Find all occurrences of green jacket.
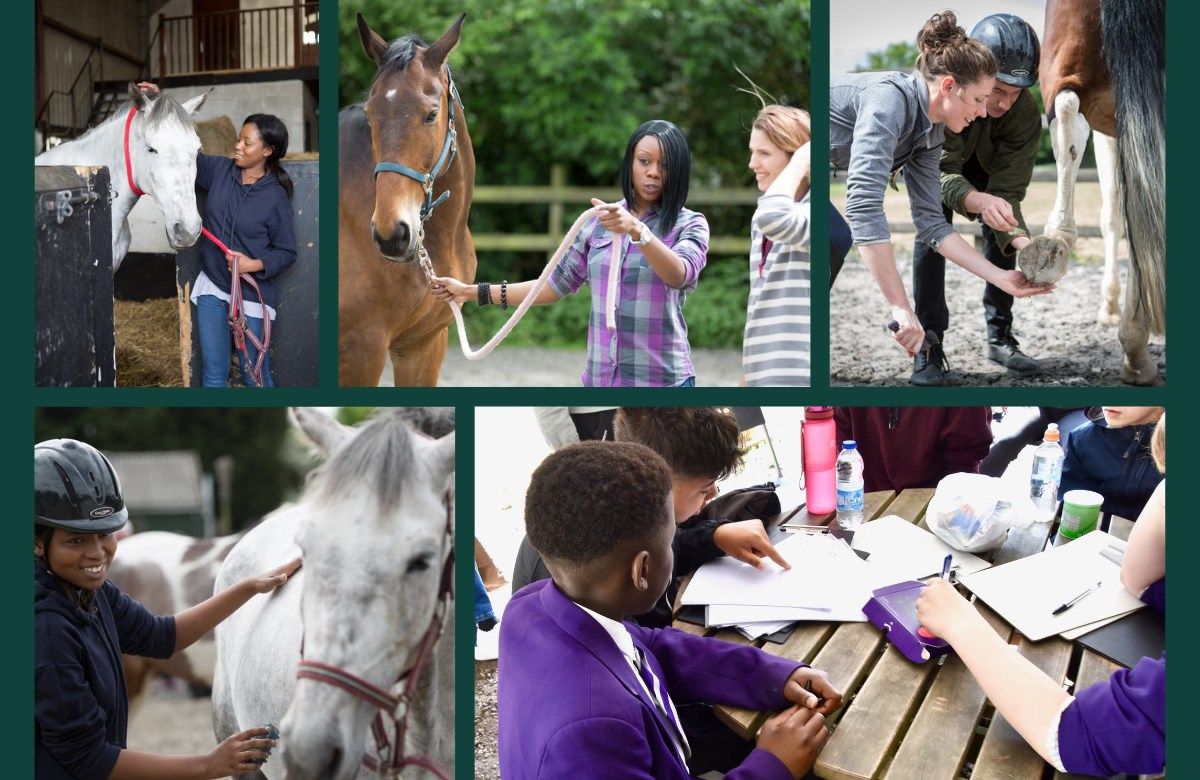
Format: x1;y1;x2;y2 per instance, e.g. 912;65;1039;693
940;88;1041;254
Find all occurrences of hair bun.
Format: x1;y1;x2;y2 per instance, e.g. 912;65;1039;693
918;10;965;54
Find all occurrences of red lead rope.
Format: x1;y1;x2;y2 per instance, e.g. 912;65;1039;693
200;227;272;387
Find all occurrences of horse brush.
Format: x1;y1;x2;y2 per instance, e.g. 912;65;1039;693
886;320;940;355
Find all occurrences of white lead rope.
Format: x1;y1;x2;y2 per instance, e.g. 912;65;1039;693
421;206;624;360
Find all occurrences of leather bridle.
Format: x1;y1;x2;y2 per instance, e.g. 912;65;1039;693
295;494;454;778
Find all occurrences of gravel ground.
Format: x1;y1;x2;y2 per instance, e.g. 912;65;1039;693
380;346;743;387
128;684;225;772
830;248;1165;386
475;659;500;780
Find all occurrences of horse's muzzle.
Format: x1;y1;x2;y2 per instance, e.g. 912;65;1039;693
372;220;417;263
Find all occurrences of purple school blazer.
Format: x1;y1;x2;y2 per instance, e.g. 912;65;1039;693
498;579;803;779
1058;578;1166;775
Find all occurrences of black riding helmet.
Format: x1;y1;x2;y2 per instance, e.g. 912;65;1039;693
35;439;128;533
971;13;1040;89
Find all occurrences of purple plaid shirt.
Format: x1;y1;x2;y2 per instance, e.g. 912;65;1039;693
549;202;710;387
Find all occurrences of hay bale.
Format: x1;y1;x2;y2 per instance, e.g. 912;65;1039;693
115;298;184;387
197;116;237;157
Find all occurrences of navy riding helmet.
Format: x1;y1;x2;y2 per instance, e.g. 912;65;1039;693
971;13;1041;89
35;439;128;533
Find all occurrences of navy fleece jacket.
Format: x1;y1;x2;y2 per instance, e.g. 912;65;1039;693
1059;419;1162;520
195;153;297;308
35;565;175;780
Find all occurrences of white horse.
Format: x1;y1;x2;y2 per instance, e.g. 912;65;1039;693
35;83;210;272
213;408;455;780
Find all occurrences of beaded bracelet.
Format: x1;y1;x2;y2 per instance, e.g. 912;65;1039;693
501;280;508;310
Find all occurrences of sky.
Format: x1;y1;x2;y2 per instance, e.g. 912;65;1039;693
830;0;1048;73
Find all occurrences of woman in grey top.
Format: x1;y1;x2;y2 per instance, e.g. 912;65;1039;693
830;10;1054;356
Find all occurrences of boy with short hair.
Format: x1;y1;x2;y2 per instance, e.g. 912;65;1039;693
511;407;788;622
498;441;840;779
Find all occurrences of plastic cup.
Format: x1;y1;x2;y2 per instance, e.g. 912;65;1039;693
1059;490;1103;540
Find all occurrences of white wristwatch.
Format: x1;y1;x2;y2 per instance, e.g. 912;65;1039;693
635;222;653;246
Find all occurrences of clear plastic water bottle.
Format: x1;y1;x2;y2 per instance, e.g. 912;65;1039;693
1030;423;1065;521
836;441;865;529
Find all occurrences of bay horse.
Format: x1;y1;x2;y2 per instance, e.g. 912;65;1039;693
339;14;477;387
35;83;210;272
1040;0;1165;384
212;408;455;780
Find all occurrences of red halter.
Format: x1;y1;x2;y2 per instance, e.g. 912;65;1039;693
295;496;454;778
123;107;146;197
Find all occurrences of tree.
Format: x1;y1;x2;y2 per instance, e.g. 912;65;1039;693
859;41;918;72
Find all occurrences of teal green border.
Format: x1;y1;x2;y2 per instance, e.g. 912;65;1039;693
11;0;1193;776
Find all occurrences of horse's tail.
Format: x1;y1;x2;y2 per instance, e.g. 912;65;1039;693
1101;0;1166;334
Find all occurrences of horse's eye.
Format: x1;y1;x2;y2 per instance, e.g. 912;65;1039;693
406;554;432;574
423;110;439;125
147;146;158;154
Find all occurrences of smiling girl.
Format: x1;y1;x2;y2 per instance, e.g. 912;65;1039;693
34;439;301;778
829;10;1054;357
433;120;710;387
744;105;812;386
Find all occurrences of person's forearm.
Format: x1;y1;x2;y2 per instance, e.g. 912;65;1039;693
1121;496;1165;596
936;233;1007;285
765;157;809;201
173;580;256;652
947;618;1071;764
638;237;688;288
111;749;212;780
479;279;561;306
858;242;914;311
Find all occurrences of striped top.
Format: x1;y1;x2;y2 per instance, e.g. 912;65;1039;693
549;202;710;387
743;191;811;386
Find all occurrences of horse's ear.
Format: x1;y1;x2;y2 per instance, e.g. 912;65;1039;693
422;13;466;70
357;13;390;65
429;433;455;481
128;81;151;112
180;88;213;116
290;408;354;457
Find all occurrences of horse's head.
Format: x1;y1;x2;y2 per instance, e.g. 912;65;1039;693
358;13;465;262
126;83;210;249
281;408;455;780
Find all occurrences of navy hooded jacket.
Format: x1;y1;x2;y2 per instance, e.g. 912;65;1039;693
1059;419;1162;521
195;153;297;309
35;564;175;780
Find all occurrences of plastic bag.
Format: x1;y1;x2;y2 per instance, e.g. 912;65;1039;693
926;473;1037;553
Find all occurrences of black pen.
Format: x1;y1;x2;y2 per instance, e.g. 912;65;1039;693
1052;580;1102;616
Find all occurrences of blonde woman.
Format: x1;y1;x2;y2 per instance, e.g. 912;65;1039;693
744;106;812;386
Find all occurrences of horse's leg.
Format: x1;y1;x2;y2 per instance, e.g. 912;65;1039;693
1092;131;1123;325
338;323;391;387
1119;295;1157;385
1044;90;1091;249
390;328;448;387
112;218;132;273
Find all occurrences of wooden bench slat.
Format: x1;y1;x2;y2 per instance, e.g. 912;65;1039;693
884;605;1012;780
816;644;936;780
881;487;935;528
971;636;1073;780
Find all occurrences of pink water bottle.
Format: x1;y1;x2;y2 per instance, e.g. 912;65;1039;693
803;406;838;515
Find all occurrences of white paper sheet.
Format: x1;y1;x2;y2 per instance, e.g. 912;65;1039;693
681;532;879;610
707;602;867;626
850;515;993;582
959;530;1146;641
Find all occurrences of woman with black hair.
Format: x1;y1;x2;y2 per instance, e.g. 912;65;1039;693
34;439;301;778
432;120;710;387
135;83;297;387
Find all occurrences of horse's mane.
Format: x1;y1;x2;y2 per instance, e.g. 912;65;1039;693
73;95;197;144
372;34;430;85
306;408;453;511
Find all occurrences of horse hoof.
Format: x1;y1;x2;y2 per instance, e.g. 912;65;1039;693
1096;307;1121;326
1121;359;1160;386
1019;236;1071;284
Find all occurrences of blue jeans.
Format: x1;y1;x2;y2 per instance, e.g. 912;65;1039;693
195;294;274;387
473;565;496;625
678;376;696;387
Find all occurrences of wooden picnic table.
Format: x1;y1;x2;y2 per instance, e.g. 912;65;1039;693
673;488;1148;780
